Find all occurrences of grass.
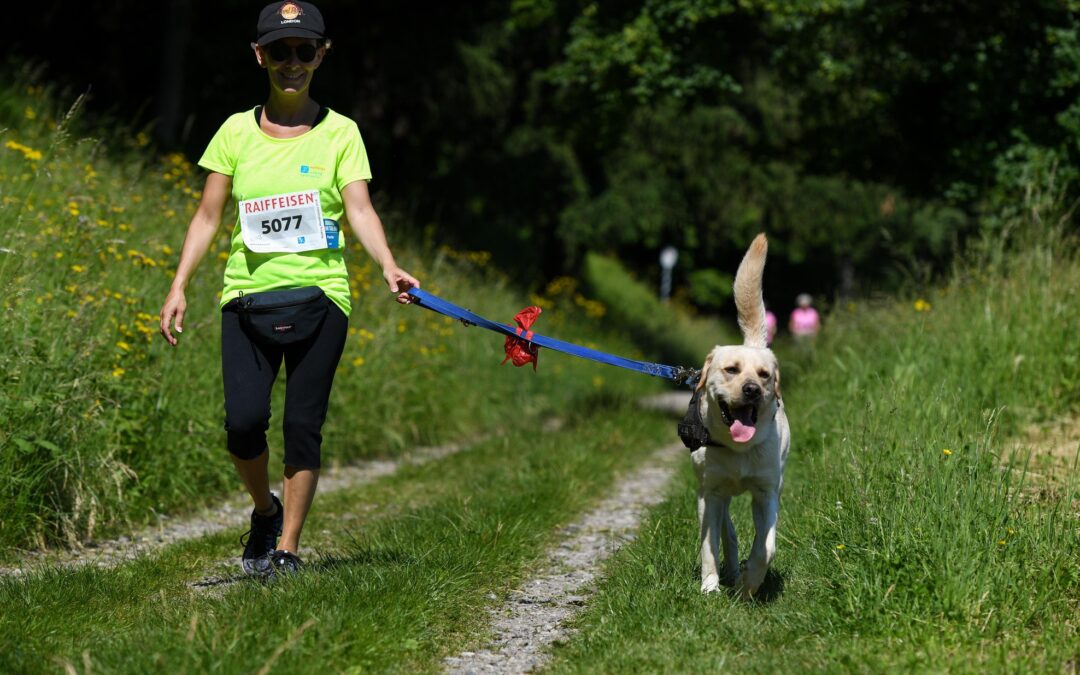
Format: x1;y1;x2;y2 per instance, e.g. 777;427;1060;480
0;407;676;673
0;74;714;551
3;65;1078;674
545;203;1080;671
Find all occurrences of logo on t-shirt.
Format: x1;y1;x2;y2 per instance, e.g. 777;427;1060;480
299;164;326;177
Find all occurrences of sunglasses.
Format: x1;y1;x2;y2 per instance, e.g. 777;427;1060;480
265;42;319;64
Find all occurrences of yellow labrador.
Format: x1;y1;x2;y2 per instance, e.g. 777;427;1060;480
690;233;790;597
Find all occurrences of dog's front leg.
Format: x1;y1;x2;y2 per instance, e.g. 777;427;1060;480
698;490;724;593
739;489;779;598
719;497;739;585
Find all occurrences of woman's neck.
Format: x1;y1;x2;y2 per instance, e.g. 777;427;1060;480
260;93;320;137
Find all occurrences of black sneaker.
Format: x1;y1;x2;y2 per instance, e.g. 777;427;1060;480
268;549;303;575
240;494;283;576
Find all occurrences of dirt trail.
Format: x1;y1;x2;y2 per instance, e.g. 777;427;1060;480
443;443;684;674
1;442;468;576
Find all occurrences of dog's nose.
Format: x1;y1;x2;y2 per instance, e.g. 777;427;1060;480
742;382;761;400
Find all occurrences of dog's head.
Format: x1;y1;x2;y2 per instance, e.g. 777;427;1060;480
697;345;781;448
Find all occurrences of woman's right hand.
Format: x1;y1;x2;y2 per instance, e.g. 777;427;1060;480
157;172;232;348
159;287;187;346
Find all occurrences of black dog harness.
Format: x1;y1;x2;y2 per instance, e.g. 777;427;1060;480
677;388;726;450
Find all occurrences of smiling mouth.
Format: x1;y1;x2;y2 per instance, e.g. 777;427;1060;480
719;401;758;442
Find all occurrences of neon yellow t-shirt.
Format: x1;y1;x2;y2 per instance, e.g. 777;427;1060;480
198;107;372;316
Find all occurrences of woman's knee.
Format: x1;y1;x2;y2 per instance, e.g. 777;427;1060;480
225;410;271;460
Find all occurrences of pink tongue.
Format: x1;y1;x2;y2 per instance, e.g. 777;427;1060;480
729;420;756;443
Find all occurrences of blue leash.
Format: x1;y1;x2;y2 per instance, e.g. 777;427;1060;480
407;288;700;388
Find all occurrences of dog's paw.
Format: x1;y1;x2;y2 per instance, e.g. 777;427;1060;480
734;568;765;600
700;574;721;594
732;575;756;600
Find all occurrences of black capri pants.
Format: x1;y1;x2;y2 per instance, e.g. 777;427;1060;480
221;298;348;469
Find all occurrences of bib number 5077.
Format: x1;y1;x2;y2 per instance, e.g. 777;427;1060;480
261;214;303;234
238;190;327;253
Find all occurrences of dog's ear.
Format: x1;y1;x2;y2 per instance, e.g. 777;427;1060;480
773;366;782;402
696;352;713;392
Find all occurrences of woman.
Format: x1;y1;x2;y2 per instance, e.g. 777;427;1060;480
158;1;418;577
788;293;821;339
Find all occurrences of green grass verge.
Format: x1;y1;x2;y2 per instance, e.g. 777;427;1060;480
545;221;1080;671
0;406;676;673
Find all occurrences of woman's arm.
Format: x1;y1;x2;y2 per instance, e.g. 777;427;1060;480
158;172;232;345
341;180;419;304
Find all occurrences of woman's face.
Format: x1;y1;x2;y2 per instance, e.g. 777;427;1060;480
255;37;325;95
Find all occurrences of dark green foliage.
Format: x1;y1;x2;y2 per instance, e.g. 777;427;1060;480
8;1;1080;307
582;253;731;367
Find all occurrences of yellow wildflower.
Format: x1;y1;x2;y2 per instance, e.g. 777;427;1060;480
112;366;126;378
4;140;43;161
70;265;86;273
351;356;365;367
836;544;846;550
914;299;931;312
942;448;952;456
116;341;131;351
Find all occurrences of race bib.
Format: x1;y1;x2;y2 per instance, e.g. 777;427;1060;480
239;190;328;253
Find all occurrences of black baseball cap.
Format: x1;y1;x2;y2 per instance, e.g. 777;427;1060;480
256;2;326;46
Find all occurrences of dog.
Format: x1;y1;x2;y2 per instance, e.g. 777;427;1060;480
690;233;790;598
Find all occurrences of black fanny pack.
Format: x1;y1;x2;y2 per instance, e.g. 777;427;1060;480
233;286;329;346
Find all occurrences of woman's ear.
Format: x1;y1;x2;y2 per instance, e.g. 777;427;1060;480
251;42;266;68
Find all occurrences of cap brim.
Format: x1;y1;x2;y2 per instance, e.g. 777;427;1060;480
257;27;323;45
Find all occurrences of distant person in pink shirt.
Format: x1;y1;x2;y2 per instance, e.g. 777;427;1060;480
789;293;821;338
765;307;777;346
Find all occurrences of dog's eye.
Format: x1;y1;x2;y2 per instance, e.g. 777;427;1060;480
758;370;770;379
724;366;740;375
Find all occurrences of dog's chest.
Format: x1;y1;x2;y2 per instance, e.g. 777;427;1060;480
692;446;778;497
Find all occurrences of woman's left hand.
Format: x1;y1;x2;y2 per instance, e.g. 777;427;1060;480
384;267;420;304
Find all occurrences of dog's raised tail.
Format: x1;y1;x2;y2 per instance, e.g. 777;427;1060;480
734;233;769;348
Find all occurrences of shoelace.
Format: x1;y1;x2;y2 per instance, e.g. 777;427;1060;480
240;508;281;548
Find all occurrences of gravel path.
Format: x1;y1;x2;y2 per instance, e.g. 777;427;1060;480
443;442;684;674
1;441;470;576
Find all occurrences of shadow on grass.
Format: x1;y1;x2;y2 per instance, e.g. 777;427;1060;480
311;548;420;571
750;567;786;604
693;565;787;604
